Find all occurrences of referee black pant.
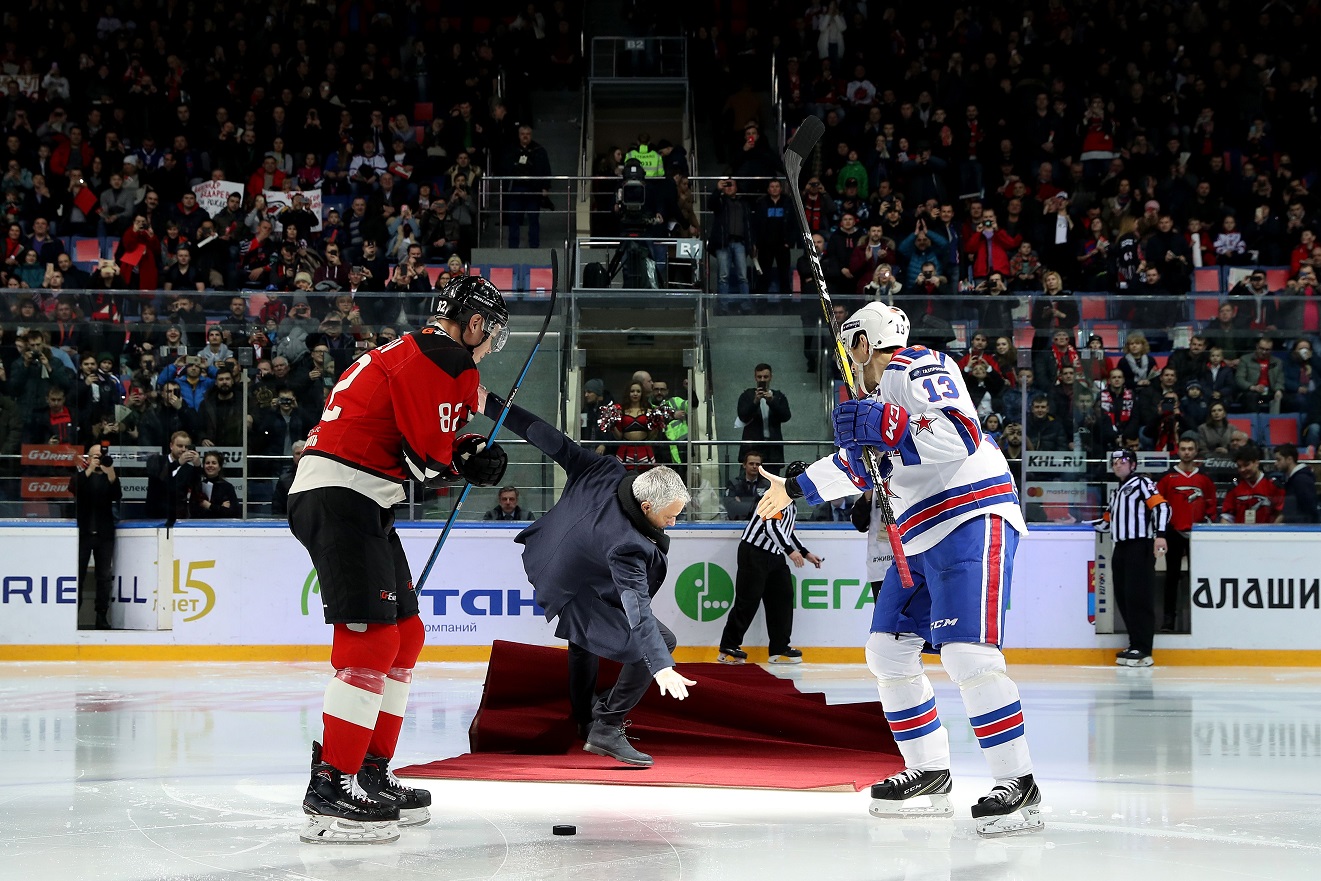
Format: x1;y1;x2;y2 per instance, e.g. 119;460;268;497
1112;538;1156;655
720;542;795;655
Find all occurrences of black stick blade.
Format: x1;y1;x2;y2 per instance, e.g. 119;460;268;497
785;115;825;159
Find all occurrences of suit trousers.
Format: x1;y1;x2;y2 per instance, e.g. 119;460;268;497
77;531;116;614
719;542;795;655
568;619;678;728
1112;538;1156;655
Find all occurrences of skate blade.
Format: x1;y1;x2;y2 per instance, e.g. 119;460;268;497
717;654;745;665
975;806;1044;838
769;655;803;665
870;794;953;818
400;807;431;827
300;815;400;844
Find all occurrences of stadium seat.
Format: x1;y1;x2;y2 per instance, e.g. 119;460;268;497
527;266;554;297
1228;416;1254;438
1013;325;1034;350
426;266;445;287
1080;296;1108;321
1192;267;1223;291
1268;416;1301;447
1088;322;1123;348
1264;268;1290;290
480;265;509;289
1192;295;1221;322
413;102;433;123
792;270;802;292
73;237;102;263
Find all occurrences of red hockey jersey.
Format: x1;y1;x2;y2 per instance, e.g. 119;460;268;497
292;327;478;506
1156;466;1219;531
1220;475;1285;525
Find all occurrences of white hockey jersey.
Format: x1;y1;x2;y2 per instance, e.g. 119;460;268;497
798;345;1027;557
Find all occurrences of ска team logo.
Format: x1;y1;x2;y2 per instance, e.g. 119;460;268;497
674;562;735;622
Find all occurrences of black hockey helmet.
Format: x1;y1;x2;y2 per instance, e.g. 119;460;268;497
433;275;510;352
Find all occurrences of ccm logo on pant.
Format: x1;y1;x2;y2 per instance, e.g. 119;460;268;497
931;618;959;629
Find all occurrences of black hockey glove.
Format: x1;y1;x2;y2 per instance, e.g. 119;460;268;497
452;433;508;486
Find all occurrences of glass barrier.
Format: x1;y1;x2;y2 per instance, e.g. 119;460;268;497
588;36;687;79
3;287;1319;527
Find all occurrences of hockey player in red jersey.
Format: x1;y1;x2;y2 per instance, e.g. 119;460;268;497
1155;438;1218;630
287;276;511;844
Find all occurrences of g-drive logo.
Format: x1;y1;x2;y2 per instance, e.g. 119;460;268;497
674;563;735;622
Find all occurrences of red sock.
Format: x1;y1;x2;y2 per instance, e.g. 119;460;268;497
367;615;425;760
322;668;386;773
322;623;400;773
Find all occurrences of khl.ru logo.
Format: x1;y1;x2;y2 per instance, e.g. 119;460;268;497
673;562;734;622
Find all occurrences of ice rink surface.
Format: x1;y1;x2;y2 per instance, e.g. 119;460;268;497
2;661;1319;881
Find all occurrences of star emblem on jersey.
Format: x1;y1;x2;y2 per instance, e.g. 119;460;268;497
913;414;936;434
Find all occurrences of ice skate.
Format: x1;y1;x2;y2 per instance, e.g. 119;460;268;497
583;719;653;766
301;743;400;844
971;774;1044;837
868;768;953;818
1115;649;1154;667
769;648;803;665
358;754;432;827
717;647;748;665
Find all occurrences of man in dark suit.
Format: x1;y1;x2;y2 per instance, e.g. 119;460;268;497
72;443;122;629
736;363;792;473
479;388;696;767
144;430;201;522
482;485;536;521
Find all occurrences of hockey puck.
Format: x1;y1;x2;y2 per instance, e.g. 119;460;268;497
552;825;577;836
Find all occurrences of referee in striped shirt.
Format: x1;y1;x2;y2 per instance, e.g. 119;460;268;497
719;461;823;665
1101;449;1171;667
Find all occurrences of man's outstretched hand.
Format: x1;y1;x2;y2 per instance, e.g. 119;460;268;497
754;467;791;519
654;667;696;700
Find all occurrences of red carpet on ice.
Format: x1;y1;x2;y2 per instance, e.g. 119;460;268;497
398;640;904;791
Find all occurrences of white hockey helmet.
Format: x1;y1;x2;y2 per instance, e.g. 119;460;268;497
840;303;910;354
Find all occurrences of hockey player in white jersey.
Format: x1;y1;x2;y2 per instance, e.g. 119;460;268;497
755;303;1042;837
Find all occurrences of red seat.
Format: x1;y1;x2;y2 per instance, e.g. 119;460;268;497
477;266;514;290
413;102;433;123
1192;295;1221;322
1089;322;1122;348
527;267;553;297
1193;267;1222;292
1269;416;1300;446
1013;325;1034;350
1080;296;1108;321
426;266;445;287
73;237;101;262
1228;417;1254;438
792;270;802;293
1264;268;1289;290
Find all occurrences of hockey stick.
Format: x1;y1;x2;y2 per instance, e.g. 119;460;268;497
416;249;559;590
783;116;914;588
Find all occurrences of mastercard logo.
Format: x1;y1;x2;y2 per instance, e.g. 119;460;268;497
1027;486;1044;498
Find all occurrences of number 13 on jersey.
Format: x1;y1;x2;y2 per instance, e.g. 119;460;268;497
921;375;960;402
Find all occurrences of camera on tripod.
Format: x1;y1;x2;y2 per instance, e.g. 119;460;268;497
617;157;651;234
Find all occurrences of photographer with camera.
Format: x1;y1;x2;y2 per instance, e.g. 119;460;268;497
447;174;478;261
10;329;75;423
736;363;792;475
709;176;753;311
968;209;1021;282
975;270;1021;339
72;442;121;629
145;430;201;522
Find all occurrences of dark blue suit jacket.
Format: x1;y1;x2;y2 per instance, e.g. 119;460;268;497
489;397;675;674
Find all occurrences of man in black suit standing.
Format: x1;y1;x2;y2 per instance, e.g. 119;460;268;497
144;430;201;524
736;363;792;474
477;387;696;767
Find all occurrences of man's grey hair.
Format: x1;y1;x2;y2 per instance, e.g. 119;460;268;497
631;467;691;509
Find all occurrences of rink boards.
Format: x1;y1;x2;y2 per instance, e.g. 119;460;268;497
1;522;1319;663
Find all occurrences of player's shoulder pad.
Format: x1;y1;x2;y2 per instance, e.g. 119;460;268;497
892;346;949;378
411;326;476;379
